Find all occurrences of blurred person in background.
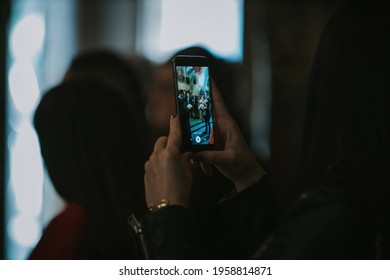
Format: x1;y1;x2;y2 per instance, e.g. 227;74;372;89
30;79;148;259
63;49;153;152
64;50;150;121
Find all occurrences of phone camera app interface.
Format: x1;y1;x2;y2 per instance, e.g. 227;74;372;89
176;66;214;145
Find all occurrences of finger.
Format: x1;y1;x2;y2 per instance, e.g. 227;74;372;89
167;114;182;149
144;160;150;172
210;79;231;119
193;150;228;166
181;151;193;162
153;136;168;153
180;151;192;169
144;172;154;207
200;162;214;177
190;159;200;173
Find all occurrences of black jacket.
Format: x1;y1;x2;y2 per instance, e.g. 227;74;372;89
137;175;376;259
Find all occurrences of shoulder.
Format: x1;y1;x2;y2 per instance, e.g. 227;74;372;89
29;203;87;259
49;203;87;228
257;185;376;259
291;185;350;218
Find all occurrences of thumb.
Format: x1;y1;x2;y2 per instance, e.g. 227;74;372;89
167;114;181;149
181;151;193;164
200;162;214;177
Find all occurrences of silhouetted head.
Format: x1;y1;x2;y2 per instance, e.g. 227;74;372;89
64;49;146;116
302;1;390;185
34;79;148;258
301;1;390;246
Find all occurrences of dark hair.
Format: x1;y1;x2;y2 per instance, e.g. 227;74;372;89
65;49;146;115
34;79;148;259
301;0;390;247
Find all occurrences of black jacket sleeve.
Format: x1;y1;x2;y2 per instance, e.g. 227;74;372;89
141;205;199;259
140;178;373;259
217;175;277;258
254;186;375;259
140;176;275;259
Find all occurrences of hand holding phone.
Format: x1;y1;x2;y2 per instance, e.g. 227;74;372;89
193;82;265;192
144;115;194;209
172;55;215;152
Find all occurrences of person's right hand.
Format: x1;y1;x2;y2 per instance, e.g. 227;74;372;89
193;82;265;192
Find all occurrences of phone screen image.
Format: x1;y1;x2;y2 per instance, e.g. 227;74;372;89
175;65;214;147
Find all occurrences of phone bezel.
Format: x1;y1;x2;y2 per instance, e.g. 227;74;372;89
172;55;216;152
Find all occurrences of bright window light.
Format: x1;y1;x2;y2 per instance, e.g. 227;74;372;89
9;121;43;217
8;61;40;115
8;215;41;248
6;9;45;259
139;0;243;62
10;13;45;60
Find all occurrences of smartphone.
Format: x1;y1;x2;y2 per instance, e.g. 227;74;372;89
172;55;215;151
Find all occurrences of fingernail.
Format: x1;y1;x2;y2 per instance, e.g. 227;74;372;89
170;114;177;119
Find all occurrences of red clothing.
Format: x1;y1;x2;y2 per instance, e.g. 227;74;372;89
29;203;87;260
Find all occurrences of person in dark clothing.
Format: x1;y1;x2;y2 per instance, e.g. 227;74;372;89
177;90;190;120
139;1;389;259
202;94;212;139
190;94;198;119
64;49;154;154
30;79;148;259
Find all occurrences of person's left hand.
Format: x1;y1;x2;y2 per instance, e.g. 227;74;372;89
144;115;193;209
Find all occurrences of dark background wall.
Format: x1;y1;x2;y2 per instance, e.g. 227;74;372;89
76;0;138;53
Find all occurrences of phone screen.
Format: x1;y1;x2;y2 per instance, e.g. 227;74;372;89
174;59;215;150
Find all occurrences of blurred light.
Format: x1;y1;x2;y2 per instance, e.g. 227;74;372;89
160;0;242;59
140;0;243;62
10;13;45;60
9;121;43;217
8;61;40;115
8;215;41;248
6;11;46;259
